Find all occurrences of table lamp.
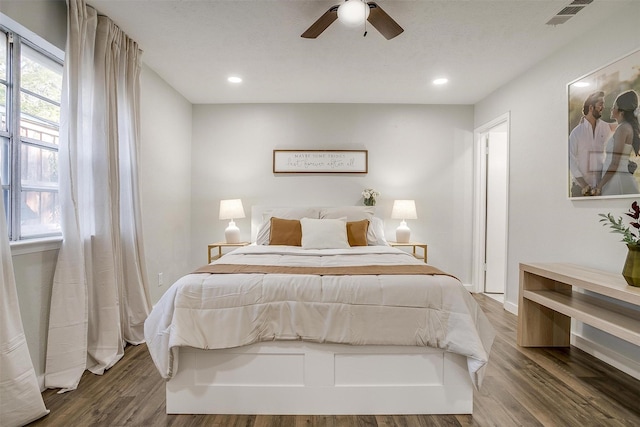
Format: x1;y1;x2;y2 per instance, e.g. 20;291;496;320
219;199;245;243
391;200;417;243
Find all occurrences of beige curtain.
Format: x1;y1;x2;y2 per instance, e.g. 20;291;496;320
0;183;49;426
45;0;151;392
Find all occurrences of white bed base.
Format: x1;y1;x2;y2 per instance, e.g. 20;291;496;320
166;341;474;415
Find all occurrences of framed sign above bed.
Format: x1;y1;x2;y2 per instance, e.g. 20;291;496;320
273;150;368;174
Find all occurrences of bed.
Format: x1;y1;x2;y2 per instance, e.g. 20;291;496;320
144;206;494;415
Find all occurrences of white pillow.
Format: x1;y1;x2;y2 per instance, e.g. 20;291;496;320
256;208;320;245
300;218;350;249
319;206;375;221
367;216;389;246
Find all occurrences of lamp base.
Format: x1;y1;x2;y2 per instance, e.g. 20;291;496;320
395;221;411;243
225;220;241;244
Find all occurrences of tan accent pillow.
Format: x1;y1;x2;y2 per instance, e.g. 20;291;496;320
269;217;302;246
346;219;369;246
256;207;320;245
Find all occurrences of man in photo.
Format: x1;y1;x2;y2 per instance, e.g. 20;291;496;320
569;91;616;196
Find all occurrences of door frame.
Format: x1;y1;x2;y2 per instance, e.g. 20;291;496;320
472;112;510;295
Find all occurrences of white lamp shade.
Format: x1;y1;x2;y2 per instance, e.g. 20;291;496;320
219;199;246;220
337;0;370;27
391;200;417;220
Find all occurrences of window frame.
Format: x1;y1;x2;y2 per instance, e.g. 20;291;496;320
1;16;64;243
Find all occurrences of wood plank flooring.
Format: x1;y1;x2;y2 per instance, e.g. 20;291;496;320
27;294;640;426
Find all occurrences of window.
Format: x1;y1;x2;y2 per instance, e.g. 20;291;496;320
1;25;63;241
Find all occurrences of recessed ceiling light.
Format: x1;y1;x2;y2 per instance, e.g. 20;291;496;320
573;81;590;87
433;78;448;85
227;76;242;83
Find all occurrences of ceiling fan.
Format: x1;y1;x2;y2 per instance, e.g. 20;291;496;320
301;0;404;40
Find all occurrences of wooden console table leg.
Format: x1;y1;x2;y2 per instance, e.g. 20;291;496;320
517;270;571;347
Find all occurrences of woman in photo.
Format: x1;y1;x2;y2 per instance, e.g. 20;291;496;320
594;90;640;196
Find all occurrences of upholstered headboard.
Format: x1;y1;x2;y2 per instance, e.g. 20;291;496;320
250;205;388;246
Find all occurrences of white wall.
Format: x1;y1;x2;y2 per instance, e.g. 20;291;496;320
0;0;66;50
191;104;475;281
139;65;193;303
474;1;640;371
10;248;58;388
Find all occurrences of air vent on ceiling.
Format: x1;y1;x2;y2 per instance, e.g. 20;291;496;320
546;15;573;26
546;0;594;26
557;6;584;15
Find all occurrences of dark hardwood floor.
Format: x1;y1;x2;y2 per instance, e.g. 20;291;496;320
28;294;640;426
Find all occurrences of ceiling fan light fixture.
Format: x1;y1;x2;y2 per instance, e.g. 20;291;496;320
337;0;370;27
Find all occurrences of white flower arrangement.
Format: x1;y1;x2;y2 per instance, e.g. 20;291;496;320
362;188;380;206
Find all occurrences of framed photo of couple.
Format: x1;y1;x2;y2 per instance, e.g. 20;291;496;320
567;49;640;199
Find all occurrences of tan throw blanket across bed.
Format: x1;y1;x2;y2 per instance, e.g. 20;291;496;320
193;263;457;278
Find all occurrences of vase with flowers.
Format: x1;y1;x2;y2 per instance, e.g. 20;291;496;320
362;188;380;206
599;201;640;287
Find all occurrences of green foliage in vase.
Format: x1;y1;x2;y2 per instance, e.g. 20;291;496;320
599;201;640;246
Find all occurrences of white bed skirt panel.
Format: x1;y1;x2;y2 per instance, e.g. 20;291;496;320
166;341;474;415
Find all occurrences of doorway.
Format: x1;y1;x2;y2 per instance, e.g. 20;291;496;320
473;114;510;300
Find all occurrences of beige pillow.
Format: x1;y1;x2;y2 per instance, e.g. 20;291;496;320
269;217;302;246
347;220;369;246
367;216;389;246
300;218;350;249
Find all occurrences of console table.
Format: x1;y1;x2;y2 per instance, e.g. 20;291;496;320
517;262;640;347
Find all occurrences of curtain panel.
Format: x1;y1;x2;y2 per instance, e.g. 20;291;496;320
0;184;49;427
45;0;151;392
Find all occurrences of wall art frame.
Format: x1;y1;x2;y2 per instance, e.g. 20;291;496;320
273;150;368;174
567;49;640;199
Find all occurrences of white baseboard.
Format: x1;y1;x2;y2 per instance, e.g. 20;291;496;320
504;300;518;315
571;334;640;381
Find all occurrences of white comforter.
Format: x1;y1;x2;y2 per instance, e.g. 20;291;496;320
144;245;495;388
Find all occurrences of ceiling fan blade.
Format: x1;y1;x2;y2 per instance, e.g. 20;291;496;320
367;2;404;40
301;5;339;38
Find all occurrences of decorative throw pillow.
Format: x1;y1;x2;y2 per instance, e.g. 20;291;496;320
367;216;389;246
300;218;350;249
346;219;369;246
256;207;320;245
269;217;302;246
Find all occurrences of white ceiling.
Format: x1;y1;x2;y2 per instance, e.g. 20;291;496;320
86;0;631;105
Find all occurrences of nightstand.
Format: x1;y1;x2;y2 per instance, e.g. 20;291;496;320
389;241;428;263
207;242;250;263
